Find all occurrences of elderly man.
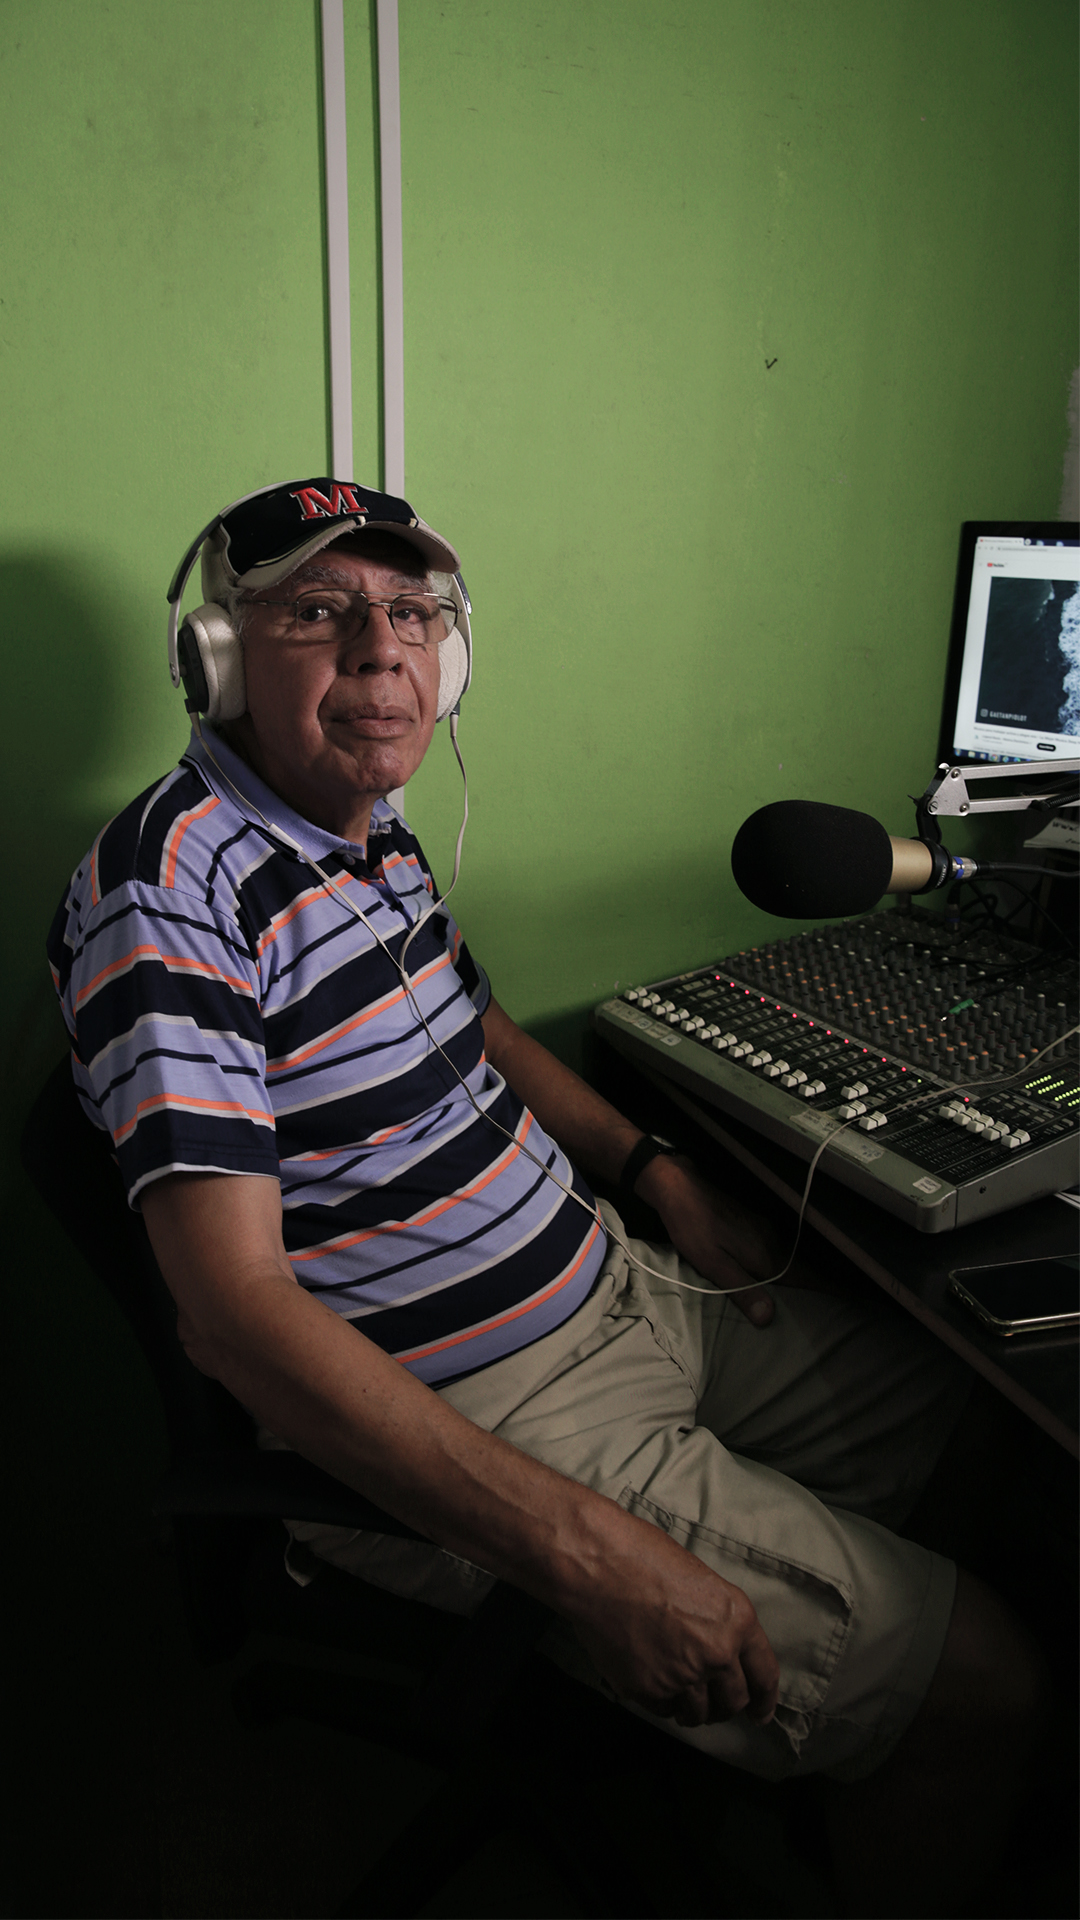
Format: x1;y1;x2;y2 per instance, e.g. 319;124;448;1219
50;480;1043;1917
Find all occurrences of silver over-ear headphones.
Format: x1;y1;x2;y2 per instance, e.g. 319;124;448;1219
167;480;472;725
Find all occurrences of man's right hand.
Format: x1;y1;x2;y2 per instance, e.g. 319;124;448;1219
566;1509;779;1727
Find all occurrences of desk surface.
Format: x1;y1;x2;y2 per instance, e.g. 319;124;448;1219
592;1039;1079;1458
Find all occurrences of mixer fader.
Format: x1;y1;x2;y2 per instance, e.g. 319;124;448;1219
595;909;1079;1231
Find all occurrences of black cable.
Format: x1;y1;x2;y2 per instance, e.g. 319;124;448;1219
989;869;1077;950
977;861;1079;880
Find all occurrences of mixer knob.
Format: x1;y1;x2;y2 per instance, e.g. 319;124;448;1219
1012;1129;1031;1146
657;1000;676;1014
773;1060;791;1075
764;1064;782;1078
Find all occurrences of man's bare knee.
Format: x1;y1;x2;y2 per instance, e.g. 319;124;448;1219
907;1568;1049;1759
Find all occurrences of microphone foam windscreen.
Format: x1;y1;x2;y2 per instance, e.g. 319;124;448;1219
731;800;894;918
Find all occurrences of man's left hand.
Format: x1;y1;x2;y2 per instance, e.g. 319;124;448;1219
634;1153;782;1326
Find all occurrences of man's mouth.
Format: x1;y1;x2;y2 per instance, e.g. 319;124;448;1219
328;708;411;736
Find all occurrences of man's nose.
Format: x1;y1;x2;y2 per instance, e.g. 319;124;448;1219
341;602;401;671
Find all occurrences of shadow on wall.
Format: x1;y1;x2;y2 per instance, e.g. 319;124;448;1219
1;548;132;1159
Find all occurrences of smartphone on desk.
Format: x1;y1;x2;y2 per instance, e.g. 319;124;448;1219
949;1255;1080;1337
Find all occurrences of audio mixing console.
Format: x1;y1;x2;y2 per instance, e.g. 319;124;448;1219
595;909;1079;1231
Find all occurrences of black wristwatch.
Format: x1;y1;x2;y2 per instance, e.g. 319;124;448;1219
619;1133;678;1197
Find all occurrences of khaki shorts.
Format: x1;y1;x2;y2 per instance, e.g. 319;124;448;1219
279;1203;968;1782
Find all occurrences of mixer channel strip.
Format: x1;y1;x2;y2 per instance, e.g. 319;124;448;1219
594;910;1079;1232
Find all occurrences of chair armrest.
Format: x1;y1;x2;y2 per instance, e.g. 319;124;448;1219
152;1448;429;1540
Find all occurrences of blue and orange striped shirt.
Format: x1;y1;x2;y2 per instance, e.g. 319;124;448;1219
48;726;606;1384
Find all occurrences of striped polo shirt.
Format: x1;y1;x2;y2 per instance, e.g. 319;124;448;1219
47;725;606;1384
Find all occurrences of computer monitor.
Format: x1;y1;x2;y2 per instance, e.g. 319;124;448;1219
937;520;1080;767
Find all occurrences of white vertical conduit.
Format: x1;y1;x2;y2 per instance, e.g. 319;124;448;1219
320;0;354;477
321;0;408;808
376;0;405;496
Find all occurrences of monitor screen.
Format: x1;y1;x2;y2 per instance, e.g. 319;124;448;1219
937;520;1080;767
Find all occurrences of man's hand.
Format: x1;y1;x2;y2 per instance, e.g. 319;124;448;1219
142;1169;778;1733
634;1153;783;1327
569;1518;779;1727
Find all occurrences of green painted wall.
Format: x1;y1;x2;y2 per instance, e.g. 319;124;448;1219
2;0;1077;1114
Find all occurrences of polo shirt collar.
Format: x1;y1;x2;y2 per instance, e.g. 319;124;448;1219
185;722;397;866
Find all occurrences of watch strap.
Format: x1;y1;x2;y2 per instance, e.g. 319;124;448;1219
619;1133;676;1196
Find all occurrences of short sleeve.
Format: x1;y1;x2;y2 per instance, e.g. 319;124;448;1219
54;879;278;1206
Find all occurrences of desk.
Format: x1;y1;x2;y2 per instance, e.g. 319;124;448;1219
591;1037;1079;1459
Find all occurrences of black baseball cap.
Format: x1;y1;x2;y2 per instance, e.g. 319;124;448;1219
167;478;461;608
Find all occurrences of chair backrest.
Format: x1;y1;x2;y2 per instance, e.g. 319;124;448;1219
21;1057;253;1460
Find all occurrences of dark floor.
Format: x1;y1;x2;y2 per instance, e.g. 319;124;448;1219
4;1150;1078;1919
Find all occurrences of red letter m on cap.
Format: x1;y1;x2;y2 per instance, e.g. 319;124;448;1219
290;485;364;520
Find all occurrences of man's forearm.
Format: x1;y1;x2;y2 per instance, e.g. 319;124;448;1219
480;996;647;1188
479;996;781;1317
142;1171;779;1723
147;1173;645;1610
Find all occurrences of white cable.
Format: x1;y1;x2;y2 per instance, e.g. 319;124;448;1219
189;719;751;1296
397;712;469;976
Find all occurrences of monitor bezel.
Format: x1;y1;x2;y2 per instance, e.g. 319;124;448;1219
936;519;1080;769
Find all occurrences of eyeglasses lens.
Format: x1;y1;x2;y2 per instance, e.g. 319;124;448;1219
289;591;457;644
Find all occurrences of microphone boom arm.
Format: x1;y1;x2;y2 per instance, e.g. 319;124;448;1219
921;759;1080;820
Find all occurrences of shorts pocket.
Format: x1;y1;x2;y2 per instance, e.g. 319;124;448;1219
616;1484;856;1764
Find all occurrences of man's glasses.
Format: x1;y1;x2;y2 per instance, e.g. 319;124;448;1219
247;589;457;647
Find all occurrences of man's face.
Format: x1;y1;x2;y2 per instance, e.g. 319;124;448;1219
229;547;443;843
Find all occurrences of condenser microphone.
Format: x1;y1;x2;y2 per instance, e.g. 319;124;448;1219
730;800;972;918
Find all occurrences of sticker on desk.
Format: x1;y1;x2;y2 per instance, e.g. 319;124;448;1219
608;1004;681;1047
913;1175;942;1194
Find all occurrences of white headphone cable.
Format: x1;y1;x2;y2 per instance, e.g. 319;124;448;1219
191;716;775;1296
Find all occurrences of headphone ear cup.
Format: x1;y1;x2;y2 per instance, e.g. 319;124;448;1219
180;605;246;721
436;633;469;721
435;575;472;721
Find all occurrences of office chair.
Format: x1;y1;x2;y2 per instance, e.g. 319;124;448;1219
23;1056;742;1920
